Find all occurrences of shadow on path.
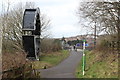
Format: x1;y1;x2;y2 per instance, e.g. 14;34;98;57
39;50;83;78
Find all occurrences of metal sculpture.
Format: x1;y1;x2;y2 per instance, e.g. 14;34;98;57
22;8;41;60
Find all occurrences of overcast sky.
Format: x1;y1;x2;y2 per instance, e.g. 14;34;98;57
36;0;83;38
0;0;91;38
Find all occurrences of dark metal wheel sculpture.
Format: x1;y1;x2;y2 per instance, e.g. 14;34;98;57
22;8;41;60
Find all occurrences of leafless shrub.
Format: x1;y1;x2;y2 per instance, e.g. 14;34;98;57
41;38;62;53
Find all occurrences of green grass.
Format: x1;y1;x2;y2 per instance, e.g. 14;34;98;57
76;50;118;78
32;50;69;69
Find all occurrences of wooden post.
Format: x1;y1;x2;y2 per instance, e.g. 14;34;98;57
94;21;97;49
118;3;120;79
118;3;120;58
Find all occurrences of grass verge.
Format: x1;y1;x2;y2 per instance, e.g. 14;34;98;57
76;50;118;78
32;50;69;69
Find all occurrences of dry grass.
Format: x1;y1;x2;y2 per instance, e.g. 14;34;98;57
2;52;40;78
2;52;27;71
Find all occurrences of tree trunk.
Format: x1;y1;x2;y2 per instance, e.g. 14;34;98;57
0;18;3;79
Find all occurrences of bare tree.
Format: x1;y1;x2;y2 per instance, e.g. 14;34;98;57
77;1;120;54
0;1;6;78
40;14;51;38
0;17;2;80
78;1;120;35
1;2;51;52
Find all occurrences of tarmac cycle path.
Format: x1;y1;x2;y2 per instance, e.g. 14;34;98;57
40;50;83;78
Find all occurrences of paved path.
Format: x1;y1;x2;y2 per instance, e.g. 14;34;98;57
40;50;82;78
